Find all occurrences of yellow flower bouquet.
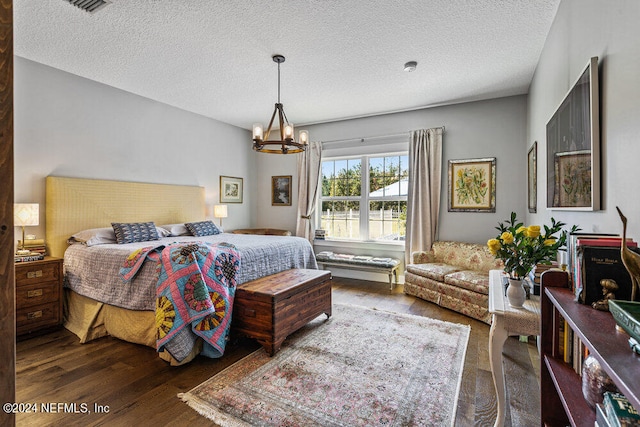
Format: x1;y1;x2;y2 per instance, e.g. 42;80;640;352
487;212;578;279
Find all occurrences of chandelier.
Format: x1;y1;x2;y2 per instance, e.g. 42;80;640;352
252;55;308;154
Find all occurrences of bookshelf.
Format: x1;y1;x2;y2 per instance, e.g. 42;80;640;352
540;270;640;426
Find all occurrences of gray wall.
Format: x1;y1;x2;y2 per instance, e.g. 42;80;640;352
256;95;528;243
14;57;255;241
527;0;640;240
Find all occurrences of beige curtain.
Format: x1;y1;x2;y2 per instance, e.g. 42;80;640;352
405;128;443;264
296;141;323;241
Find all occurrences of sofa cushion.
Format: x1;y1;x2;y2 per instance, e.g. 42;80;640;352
431;241;503;272
405;263;462;282
444;270;491;295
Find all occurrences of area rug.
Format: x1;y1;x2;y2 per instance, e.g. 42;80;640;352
179;303;470;426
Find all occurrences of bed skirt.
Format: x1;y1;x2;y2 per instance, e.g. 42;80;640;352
63;289;201;365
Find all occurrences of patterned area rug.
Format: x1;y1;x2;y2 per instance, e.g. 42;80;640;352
179;303;470;426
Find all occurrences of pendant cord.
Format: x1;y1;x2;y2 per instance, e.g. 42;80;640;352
277;61;281;104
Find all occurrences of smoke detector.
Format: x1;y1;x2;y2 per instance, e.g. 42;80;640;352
404;61;418;72
63;0;110;13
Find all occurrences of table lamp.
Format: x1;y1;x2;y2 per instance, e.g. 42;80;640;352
14;203;39;255
213;204;228;228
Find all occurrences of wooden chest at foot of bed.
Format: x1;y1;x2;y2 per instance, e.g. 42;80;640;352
232;269;332;356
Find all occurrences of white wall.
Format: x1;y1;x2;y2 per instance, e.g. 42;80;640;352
14;57;254;242
256;95;528;243
527;0;640;240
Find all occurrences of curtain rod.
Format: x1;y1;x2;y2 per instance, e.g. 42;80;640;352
321;126;445;145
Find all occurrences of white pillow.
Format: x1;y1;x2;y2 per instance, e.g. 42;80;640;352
69;227;117;246
70;226;170;246
158;223;191;236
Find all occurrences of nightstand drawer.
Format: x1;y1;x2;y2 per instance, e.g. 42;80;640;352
16;282;60;309
16;302;61;335
15;262;60;286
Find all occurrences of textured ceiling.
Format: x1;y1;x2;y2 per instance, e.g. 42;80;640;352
14;0;560;130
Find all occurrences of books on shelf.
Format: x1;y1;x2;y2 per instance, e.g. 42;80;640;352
578;245;638;305
603;392;640;427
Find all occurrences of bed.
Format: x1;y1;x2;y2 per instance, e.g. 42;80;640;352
45;176;317;365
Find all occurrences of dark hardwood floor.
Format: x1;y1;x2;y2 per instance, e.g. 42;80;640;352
15;277;540;426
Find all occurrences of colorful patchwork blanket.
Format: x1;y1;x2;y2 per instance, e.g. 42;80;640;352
120;242;241;362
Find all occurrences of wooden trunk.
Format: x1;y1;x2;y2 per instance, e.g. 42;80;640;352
232;269;332;356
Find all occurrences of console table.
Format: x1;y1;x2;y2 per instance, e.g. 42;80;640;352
488;270;540;427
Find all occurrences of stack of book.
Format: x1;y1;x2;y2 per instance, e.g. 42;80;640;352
568;233;638;305
18;238;47;256
528;262;559;295
598;392;640;427
15;238;47;262
314;229;326;240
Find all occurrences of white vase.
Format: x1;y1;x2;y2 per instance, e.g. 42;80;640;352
507;278;526;308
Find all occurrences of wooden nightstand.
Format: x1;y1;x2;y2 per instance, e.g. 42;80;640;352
14;256;64;338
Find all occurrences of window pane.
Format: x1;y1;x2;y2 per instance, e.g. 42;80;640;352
321;161;335;196
369;201;406;241
370;155;408;197
320;201;360;240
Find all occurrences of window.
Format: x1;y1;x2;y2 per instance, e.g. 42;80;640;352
320;153;408;242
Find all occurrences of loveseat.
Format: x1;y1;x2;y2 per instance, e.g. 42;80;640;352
404;241;503;324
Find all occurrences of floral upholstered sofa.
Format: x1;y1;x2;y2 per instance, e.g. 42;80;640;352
404;241;503;324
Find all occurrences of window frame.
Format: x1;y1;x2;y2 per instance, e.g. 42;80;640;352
318;151;408;243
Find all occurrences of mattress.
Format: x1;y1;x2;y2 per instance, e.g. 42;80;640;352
64;233;318;310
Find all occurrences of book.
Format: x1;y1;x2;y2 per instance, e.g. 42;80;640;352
578;246;638;305
14;253;45;263
603;392;640;427
576;237;637;248
597;403;613;427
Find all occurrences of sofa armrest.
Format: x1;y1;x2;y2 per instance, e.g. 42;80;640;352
411;251;435;264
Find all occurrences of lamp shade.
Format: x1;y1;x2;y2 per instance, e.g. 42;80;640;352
213;205;228;219
14;203;39;227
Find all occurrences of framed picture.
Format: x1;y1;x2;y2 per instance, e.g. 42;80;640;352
448;157;496;212
220;176;243;203
546;56;599;210
553;150;591;208
528;141;537;213
272;175;292;206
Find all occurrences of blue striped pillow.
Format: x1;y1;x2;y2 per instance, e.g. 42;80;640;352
111;222;159;244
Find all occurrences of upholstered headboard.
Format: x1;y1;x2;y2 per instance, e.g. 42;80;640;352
45;176;206;258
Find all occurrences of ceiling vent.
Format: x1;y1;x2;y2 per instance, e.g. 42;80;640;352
63;0;110;13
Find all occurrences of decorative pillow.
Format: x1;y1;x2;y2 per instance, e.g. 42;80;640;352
158;223;191;237
111;222;160;244
184;220;221;237
68;227;117;246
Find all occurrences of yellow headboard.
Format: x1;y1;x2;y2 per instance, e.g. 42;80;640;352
45;176;206;258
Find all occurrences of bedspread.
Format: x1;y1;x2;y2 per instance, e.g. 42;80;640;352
64;233;317;310
121;242;241;362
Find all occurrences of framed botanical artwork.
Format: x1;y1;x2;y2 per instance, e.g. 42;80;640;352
546;56;599;210
220;176;243;203
553;150;591;208
272;175;292;206
528;141;537;213
448;157;496;212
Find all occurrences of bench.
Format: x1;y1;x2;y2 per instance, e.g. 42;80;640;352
232;269;332;356
315;252;401;291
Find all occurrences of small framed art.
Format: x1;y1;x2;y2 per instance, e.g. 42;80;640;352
220;176;243;203
528;141;537;213
272;175;292;206
448;157;496;212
